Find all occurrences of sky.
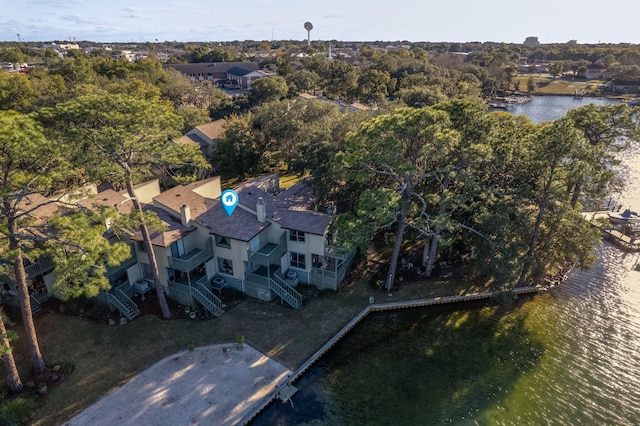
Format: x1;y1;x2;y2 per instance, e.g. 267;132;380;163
3;0;640;44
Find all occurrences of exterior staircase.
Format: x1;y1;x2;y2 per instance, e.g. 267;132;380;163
29;295;42;315
95;289;140;321
28;289;51;315
270;274;302;309
111;289;140;321
192;281;224;316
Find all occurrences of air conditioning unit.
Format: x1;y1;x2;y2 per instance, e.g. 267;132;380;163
134;280;149;293
286;270;297;281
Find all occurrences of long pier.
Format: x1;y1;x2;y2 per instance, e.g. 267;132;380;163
241;285;542;424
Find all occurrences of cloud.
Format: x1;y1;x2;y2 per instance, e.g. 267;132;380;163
59;15;104;26
30;0;86;8
322;13;341;19
122;14;143;19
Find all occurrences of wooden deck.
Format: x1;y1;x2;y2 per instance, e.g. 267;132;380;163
582;211;640;251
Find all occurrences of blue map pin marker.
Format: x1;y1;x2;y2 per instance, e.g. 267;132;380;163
220;189;238;216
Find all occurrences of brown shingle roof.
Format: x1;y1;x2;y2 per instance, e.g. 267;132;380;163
237;185;332;236
195;201;270;242
194;180;331;240
176;133;208;148
16;193;59;221
131;206;194;247
195;120;225;140
278;209;332;236
152;184;214;219
77;189;133;215
277;178;316;210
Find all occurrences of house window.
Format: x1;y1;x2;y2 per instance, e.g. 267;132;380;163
136;241;146;253
290;252;305;269
218;258;233;275
289;230;305;243
170;239;185;258
215;235;231;248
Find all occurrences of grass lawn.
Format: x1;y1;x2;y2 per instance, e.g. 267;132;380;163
221;172;305;191
279;172;306;189
2;254;489;425
513;75;596;96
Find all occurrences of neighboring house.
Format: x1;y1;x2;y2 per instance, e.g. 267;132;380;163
517;63;533;73
585;63;608;80
175;119;226;161
1;62;28;72
163;62;260;83
76;183;161;320
1;193;60;314
515;60;549;74
42;43;80;58
534;62;550;74
223;66;271;90
113;50;142;62
608;80;640;94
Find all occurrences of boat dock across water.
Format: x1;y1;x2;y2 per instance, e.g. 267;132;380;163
582;211;640;251
489;95;532;109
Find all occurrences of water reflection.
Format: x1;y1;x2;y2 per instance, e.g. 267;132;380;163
508;96;619;123
254;242;640;425
251;98;640;425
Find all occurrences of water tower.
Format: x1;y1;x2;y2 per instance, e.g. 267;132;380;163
304;22;313;46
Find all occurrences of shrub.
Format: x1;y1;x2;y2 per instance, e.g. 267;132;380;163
0;397;36;424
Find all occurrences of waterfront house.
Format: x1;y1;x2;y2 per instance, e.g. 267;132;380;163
608;80;640;94
136;174;355;310
9;174;355;319
585;63;608;80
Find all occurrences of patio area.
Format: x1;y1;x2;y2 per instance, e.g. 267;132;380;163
65;343;291;426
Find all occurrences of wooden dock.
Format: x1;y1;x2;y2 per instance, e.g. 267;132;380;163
241;285;542;424
489;95;532;109
582;211;640;251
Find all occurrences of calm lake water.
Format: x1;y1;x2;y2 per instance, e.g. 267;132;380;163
252;96;640;426
508;95;620;123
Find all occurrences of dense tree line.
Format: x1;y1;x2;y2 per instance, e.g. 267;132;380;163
0;57;208;393
329;100;640;290
1;39;640;402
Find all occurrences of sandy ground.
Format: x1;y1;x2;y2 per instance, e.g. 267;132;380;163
64;344;291;426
